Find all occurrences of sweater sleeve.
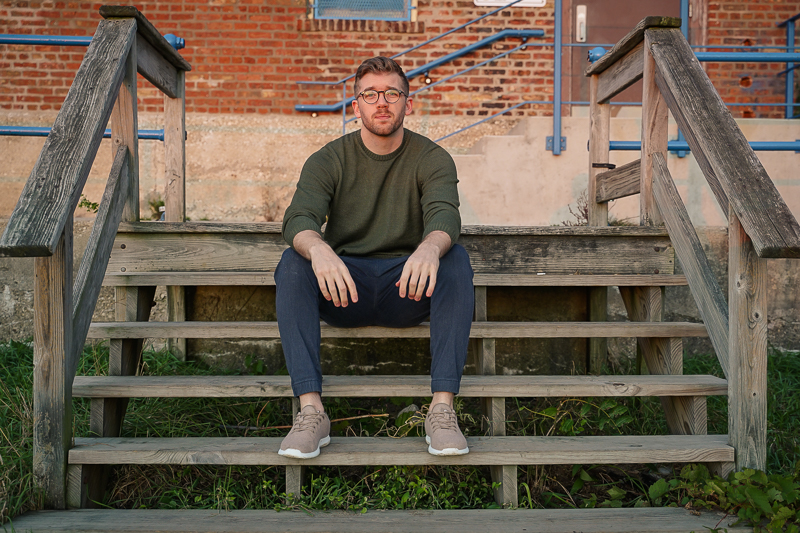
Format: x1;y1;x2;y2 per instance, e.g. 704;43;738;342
418;146;461;246
281;147;339;248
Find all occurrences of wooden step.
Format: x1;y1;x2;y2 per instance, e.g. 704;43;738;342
69;435;733;466
72;374;728;399
86;321;708;339
5;508;750;533
103;271;689;287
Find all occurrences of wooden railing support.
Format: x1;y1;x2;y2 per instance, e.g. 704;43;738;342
33;216;74;509
165;69;187;361
728;207;768;471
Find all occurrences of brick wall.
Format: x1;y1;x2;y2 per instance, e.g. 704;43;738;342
705;0;800;118
1;0;797;118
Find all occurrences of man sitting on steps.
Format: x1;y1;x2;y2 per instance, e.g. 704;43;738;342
275;56;474;459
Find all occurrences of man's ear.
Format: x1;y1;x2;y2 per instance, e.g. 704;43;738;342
405;96;413;116
352;99;362;118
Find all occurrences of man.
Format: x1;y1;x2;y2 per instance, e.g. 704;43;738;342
275;56;474;460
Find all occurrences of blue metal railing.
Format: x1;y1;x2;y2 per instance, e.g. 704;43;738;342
778;13;799;118
0;32;186;141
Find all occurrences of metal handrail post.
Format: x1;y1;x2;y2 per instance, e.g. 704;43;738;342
786;20;795;119
549;0;564;155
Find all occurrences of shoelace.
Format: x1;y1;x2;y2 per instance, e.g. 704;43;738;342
291;412;322;433
428;409;458;432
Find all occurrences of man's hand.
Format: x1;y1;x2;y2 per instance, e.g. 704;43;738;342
396;231;452;300
294;230;358;307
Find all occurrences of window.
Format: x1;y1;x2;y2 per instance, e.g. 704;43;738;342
473;0;546;6
311;0;414;21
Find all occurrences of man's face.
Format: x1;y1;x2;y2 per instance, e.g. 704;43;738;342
352;72;412;138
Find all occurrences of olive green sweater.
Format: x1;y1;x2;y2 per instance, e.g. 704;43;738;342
282;129;461;257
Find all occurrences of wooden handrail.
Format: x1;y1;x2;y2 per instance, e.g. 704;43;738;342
0;18;136;257
647;27;800;259
585;16;681;77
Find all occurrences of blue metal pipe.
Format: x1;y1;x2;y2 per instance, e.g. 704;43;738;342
785;21;796;119
680;0;689;38
589;47;800;64
0;33;185;50
0;126;165;141
609;140;800;151
295;29;544;113
778;13;800;27
551;0;563;155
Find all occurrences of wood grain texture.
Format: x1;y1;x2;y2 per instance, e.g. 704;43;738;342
86;321;709;339
72;146;129;365
71;374;728;399
135;35;177;97
596;41;644;103
33;222;73;509
103;272;688;287
728;208;768;471
112;38;138;224
651;153;729;378
640;32;667;227
648;27;800;258
116;222;672;237
69;435;733;466
585;16;681;75
99;5;192;71
588;75;609;227
5;508;751;533
596;159;641;203
0;19;135;257
164;69;186;360
106;231;675;275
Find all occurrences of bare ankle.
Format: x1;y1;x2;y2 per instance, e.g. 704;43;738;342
299;392;324;412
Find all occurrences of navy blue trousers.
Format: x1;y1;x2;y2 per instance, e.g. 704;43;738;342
274;245;474;397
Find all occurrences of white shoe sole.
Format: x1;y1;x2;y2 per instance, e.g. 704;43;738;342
278;435;331;459
425;435;469;456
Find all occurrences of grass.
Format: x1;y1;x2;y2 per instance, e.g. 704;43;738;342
1;339;798;524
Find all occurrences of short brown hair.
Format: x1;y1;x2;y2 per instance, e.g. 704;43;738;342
354;56;410;96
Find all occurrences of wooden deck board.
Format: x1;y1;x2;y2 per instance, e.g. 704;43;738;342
69;435;733;466
5;508;750;533
71;374;728;398
86;321;708;339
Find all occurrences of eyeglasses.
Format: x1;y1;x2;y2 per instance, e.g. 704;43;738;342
357;89;406;104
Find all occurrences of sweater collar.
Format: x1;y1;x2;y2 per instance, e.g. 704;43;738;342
355;128;410;161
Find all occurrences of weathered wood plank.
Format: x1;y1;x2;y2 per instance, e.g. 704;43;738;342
86;321;709;339
100;5;192;72
596;159;641;203
651;153;729;378
106;232;675;275
640;31;667;227
588;75;611;372
649;27;800;258
103;272;688;287
112;36;138;224
71;374;729;399
728;208;768;471
135;33;178;98
116;222;672;237
33;220;73;509
164;69;187;361
69;435;733;466
585;16;681;76
72;147;129;365
596;41;644;103
0;19;135;257
5;508;751;533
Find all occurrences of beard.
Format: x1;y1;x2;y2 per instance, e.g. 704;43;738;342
360;107;405;137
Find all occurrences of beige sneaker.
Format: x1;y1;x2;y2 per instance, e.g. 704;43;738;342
425;403;469;456
278;405;331;459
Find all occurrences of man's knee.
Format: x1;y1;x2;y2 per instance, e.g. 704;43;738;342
439;244;473;283
275;248;314;286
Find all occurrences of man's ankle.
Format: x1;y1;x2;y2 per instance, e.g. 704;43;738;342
299;391;324;412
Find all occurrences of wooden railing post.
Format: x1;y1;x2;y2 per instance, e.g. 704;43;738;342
728;206;768;471
33;215;74;509
587;74;610;374
474;286;516;507
165;69;187;361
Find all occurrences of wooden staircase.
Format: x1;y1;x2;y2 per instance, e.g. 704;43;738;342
3;10;800;533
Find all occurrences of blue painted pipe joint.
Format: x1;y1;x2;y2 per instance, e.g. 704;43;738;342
164;34;185;50
588;47;606;63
